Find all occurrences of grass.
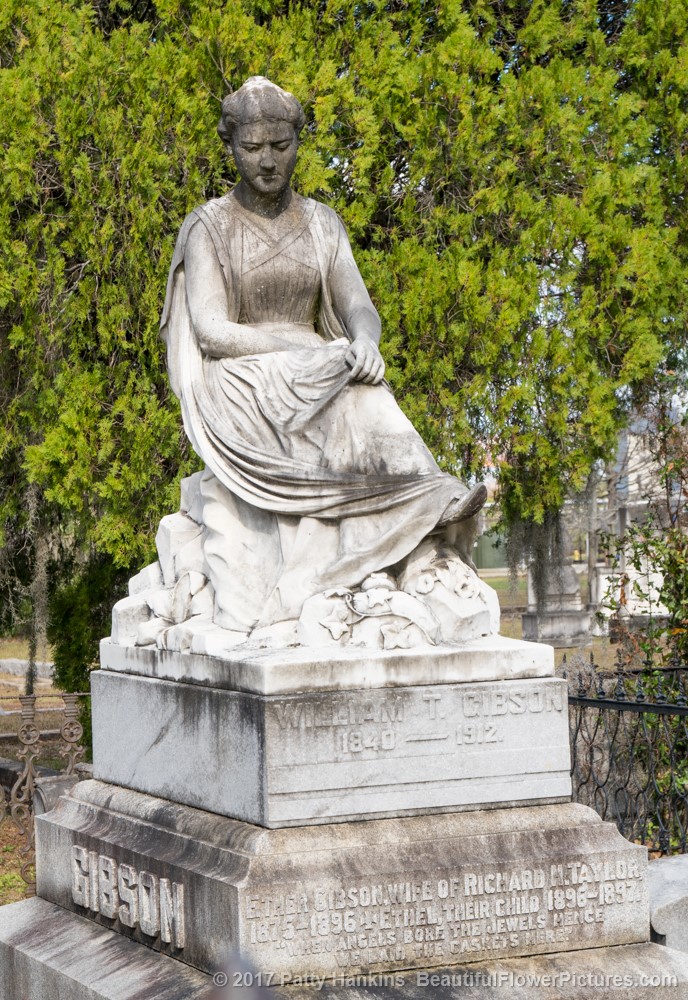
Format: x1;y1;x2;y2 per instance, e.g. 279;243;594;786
0;637;52;661
0;820;27;904
480;574;527;608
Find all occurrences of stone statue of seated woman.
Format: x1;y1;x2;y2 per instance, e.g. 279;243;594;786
112;77;498;654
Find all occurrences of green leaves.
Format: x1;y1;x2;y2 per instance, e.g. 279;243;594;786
1;0;687;616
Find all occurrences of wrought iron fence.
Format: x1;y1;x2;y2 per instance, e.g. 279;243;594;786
565;655;688;855
0;692;89;893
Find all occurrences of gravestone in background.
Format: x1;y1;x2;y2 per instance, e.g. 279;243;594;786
522;527;592;648
521;560;592;648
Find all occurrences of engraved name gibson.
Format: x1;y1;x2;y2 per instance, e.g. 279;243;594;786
71;846;185;949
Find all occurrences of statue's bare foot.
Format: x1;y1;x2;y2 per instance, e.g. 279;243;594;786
437;483;487;527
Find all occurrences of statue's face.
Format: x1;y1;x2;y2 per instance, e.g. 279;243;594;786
231;119;298;196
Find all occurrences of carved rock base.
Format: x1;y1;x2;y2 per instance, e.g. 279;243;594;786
110;471;501;653
34;783;649;981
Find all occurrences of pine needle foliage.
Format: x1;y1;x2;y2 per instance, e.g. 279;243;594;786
1;0;687;675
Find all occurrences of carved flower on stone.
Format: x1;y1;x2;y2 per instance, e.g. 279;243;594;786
435;562;479;599
414;572;436;595
380;623;416;650
455;578;479;599
350;590;390;616
361;572;396;592
364;588;393;609
320;610;351;641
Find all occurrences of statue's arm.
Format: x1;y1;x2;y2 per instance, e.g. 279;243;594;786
184;222;318;357
329;222;385;384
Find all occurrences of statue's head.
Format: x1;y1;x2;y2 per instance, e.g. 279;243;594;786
217;77;305;145
218;78;305;199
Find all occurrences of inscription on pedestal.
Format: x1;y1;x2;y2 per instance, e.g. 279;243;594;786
37;783;647;980
241;855;645;973
92;670;570;824
265;680;571;821
270;684;565;755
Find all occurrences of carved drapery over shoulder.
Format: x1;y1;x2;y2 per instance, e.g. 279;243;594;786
161;193;461;524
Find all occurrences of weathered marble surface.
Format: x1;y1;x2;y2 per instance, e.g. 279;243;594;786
115;77;494;650
649;855;688;953
113;473;498;655
91;669;570;825
100;633;554;695
0;897;211;1000
36;783;647;980
2;899;682;1000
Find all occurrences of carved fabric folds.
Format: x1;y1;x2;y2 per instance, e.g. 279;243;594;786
160;194;470;630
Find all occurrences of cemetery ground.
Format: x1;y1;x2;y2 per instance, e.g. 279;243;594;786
0;821;24;905
0;644;70;904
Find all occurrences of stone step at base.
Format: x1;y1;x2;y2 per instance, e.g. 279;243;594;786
0;897;211;1000
2;900;686;1000
280;943;688;998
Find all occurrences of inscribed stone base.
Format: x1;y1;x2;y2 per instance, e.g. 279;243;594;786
91;669;571;826
36;781;648;981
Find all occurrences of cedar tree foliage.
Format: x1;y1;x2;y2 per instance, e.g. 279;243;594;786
1;0;686;685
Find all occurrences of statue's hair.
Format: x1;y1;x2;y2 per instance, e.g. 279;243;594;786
217;77;306;145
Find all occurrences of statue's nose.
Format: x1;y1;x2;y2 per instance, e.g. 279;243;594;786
260;149;276;170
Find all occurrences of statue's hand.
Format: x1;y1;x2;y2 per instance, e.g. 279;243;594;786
345;336;385;384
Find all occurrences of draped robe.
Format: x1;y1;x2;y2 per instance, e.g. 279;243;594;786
160;191;472;632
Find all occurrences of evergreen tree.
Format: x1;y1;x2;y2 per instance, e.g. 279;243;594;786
1;0;686;685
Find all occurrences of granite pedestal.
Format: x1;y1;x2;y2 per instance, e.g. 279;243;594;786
92;639;569;826
0;637;678;997
35;781;648;979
